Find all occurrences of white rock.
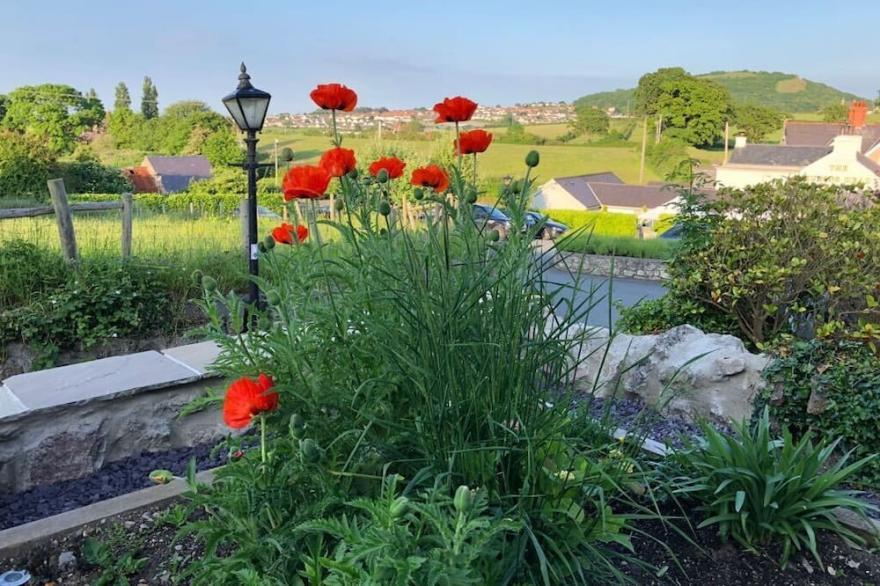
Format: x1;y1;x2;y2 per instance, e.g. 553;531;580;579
567;324;770;423
57;550;77;570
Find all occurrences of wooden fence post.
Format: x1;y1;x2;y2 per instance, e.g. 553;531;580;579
121;192;133;258
47;178;78;262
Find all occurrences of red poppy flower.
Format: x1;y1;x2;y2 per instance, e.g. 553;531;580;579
433;96;478;123
411;164;450;193
272;223;309;244
368;156;406;179
310;83;358;112
455;129;493;155
283;165;331;200
223;373;279;429
319;147;357;178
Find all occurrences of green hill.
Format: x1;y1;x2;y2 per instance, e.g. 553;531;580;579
575;70;863;113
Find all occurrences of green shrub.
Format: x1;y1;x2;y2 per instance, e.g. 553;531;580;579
0;130;55;198
672;407;875;568
654;178;880;346
539;209;637;237
762;339;880;487
1;260;173;351
59;159;130;194
616;295;737;336
557;234;676;259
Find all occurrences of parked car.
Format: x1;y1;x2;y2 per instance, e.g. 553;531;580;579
499;209;569;240
523;211;568;240
472;203;512;237
659;223;683;239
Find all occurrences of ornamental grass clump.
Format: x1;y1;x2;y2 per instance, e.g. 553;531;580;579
672;407;876;568
185;80;656;585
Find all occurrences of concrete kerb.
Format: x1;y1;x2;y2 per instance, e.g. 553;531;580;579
0;468;216;559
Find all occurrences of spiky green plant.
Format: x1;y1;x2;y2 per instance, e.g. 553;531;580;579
672;407;876;568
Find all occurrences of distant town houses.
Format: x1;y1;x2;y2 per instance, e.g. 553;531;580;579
124;155;213;194
264;102;575;132
531;172;686;224
716;101;880;190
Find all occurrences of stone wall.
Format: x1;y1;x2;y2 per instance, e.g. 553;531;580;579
559;251;668;281
0;342;226;493
568;324;769;423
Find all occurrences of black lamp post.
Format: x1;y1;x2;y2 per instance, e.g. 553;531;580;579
223;63;271;308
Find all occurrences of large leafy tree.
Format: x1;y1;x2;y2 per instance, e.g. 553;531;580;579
114;82;132;111
572;104;610;135
0;95;7;123
2;84;105;154
634;67;732;147
656;77;732;146
633;67;690;115
141;76;159;119
734;104;786;142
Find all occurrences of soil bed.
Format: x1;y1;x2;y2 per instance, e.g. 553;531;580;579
4;501;879;585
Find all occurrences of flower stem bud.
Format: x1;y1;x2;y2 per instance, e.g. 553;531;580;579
454;485;473;513
525;150;540;168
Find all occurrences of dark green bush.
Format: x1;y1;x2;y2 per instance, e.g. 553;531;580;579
59;159;130;194
762;340;880;487
0;130;55;198
616;295;737;337
672;407;875;568
1;260;173;351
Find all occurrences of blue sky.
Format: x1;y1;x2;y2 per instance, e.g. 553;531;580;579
0;0;875;114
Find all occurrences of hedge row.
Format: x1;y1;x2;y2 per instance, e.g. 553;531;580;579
538;209;637;237
71;191;287;216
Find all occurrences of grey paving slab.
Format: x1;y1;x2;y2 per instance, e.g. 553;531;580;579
3;351;199;411
161;341;221;376
0;384;27;419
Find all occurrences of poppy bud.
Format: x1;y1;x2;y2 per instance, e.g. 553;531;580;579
378;201;391;216
390;496;409;518
149;469;174;485
377;168;389;183
379;228;388;236
525;150;540;168
413;188;425;201
263;235;276;250
348;168;359;179
202;276;217;293
258;242;267;254
465;188;478;204
266;290;281;306
334;198;344;211
300;438;323;464
488;229;500;242
454;485;473;513
289;413;306;438
230;449;244;461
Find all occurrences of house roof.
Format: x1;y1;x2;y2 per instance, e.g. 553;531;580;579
783;121;880;153
556;171;624;184
727;144;831;167
144;155;213;178
588;182;679;208
857;153;880;176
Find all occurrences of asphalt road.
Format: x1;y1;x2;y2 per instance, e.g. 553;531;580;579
541;266;666;329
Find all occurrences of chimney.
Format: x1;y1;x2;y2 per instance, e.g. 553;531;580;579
734;135;747;149
848;100;868;129
831;134;862;157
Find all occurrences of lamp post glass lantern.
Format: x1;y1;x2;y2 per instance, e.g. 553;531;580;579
223;63;271;308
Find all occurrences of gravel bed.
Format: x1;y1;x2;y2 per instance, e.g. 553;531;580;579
0;443;226;531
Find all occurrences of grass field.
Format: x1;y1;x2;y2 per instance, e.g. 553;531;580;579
259;128;662;184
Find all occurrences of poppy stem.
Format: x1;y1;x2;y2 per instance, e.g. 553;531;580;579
331;110;341;147
260;414;267;463
473;153;478;189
